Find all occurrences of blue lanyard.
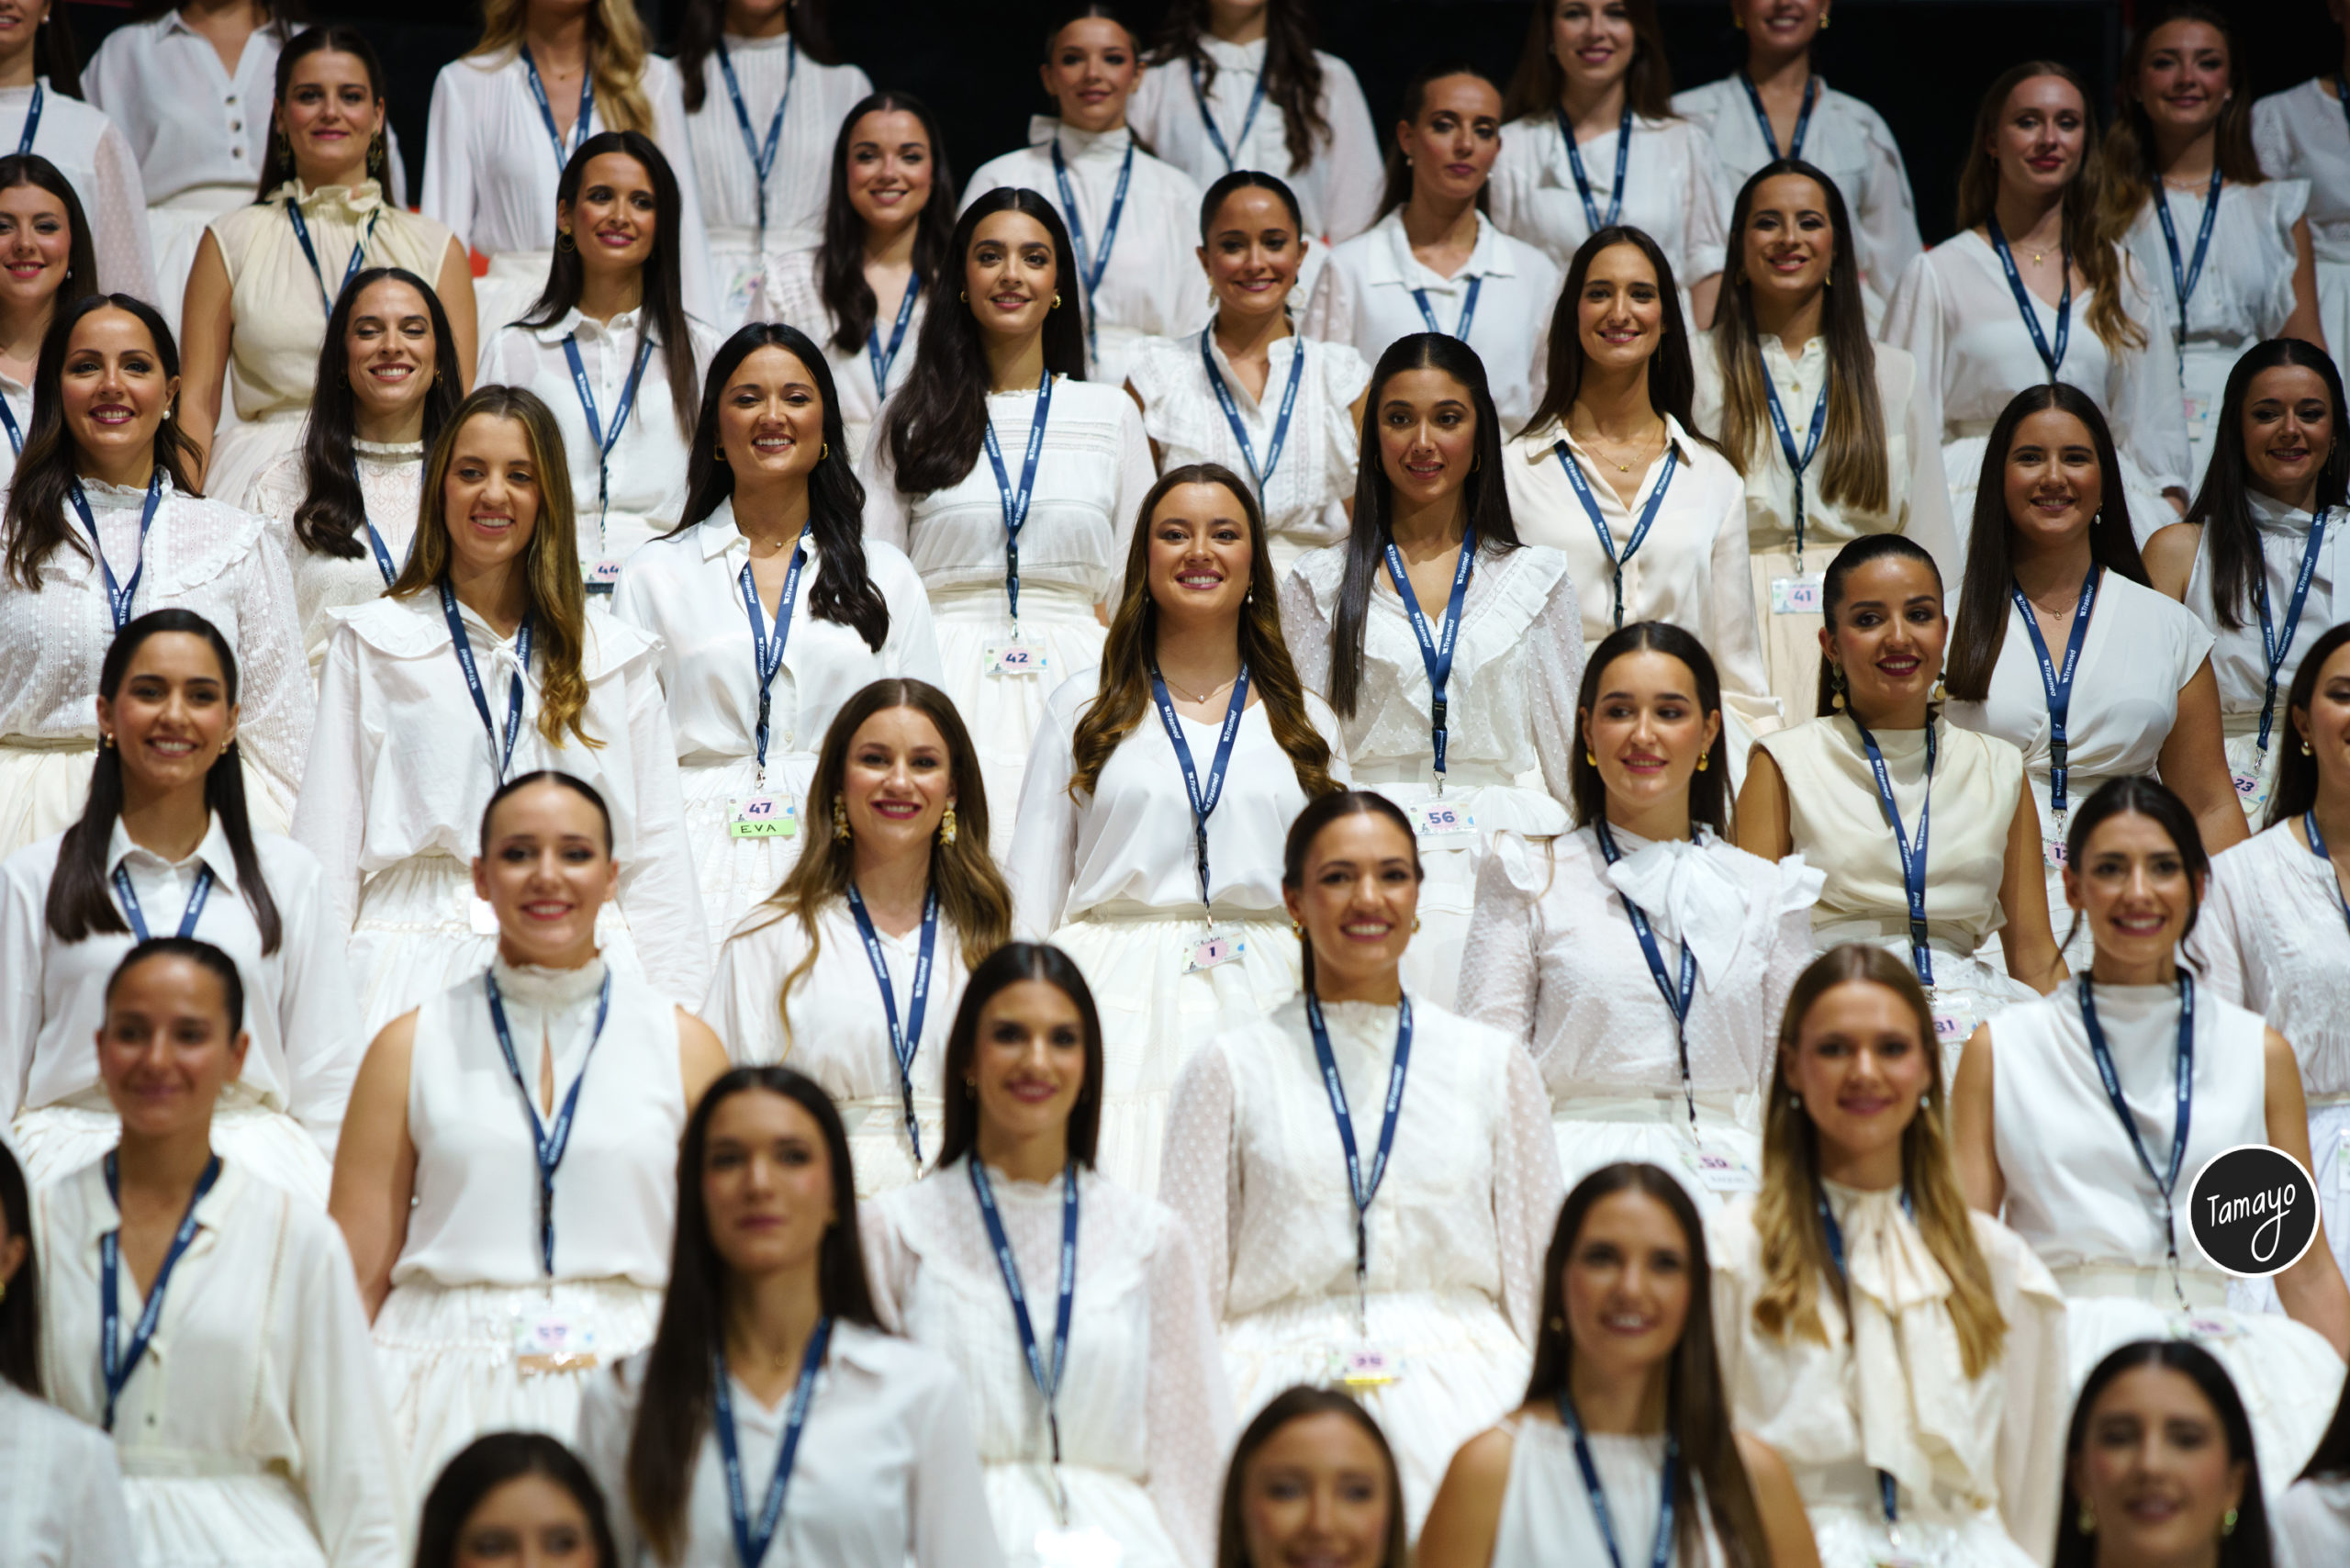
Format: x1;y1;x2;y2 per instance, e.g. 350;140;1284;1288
981;371;1055;633
285;200;379;315
520;45;593;178
0;395;19;455
716;37;796;235
438;580;534;783
68;472;165;632
1304;992;1413;1298
1555;440;1680;632
844;882;938;1168
968;1158;1080;1472
364;519;402;587
563;332;657;529
1148;662;1252;912
867;274;922;398
737;526;811;777
1852;717;1936;987
97;1149;221;1431
1984;215;2070;381
1817;1189;1915;1530
1050;136;1134;364
2078;973;2196;1297
2254;510;2330;753
1593;819;1699;1128
1380;530;1476;779
1557;1390;1678;1568
111;863;215;943
2153;166;2222;351
1410;274;1481;342
2308;811;2350;938
1557;101;1632;233
1739;71;1818;162
712;1317;830;1568
485;967;614;1277
14;81;39;155
1191;59;1268;174
2009;566;2101;822
1761;362;1828;566
1200;327;1305;498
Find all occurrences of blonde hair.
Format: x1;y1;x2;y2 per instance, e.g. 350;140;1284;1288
470;0;655;137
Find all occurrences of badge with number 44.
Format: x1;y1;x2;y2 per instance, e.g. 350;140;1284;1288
1185;930;1245;973
587;557;623;587
1414;801;1475;838
1771;573;1824;615
986;642;1046;677
729;795;798;839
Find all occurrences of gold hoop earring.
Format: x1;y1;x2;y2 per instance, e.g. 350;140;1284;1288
555;229;576;252
959;288;968;302
1052;292;1063;308
821;442;830;461
1585;750;1597;766
1411;915;1422;935
938;802;957;846
833;792;852;842
1930;676;1948;703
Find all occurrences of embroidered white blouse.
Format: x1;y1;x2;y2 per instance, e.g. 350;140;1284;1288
248;438;426;672
1486;109;1729;288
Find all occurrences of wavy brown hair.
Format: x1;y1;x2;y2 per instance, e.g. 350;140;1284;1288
1955;60;2144;356
1069;465;1337;801
1502;0;1673;121
388;386;598;749
2098;3;2266;245
1750;945;2007;1379
469;0;655;137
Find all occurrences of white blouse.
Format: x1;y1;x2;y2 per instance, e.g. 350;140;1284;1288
0;477;312;818
37;1157;408;1568
2277;1477;2350;1568
0;1381;137;1568
293;592;710;1009
248;438;426;673
1008;676;1348;935
2197;823;2350;1099
0;815;364;1148
1125;36;1384;247
1123;326;1369;557
2184;490;2346;725
2119;178;2309;353
1301;209;1561;432
577;1320;1005;1568
1486;109;1729;288
2255;80;2350;272
0;81;155;301
864;1159;1233;1568
961;119;1212;391
766;251;934;460
678;32;874;252
1490;1420;1729;1568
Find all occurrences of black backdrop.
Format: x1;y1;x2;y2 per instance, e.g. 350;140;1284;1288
48;0;2346;249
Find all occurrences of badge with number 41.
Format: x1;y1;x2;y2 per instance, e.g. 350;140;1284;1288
1771;573;1824;615
985;642;1046;677
729;796;797;839
1414;800;1475;838
1184;930;1245;973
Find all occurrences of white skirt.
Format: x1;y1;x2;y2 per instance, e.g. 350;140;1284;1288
1050;907;1299;1193
372;1273;663;1499
129;1470;333;1568
679;753;817;949
1943;432;2176;550
11;1089;330;1204
928;584;1106;859
984;1459;1185;1568
476;250;555;338
1551;1092;1762;1218
206;409;306;513
1804;1490;2037;1568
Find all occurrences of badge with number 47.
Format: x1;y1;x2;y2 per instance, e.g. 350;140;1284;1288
986;642;1046;677
729;796;798;839
1414;801;1475;838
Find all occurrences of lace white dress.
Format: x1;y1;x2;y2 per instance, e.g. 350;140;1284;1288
249;438;427;674
1158;992;1562;1532
1278;541;1583;1008
1709;1186;2069;1567
864;1158;1232;1568
1488;1415;1731;1568
1459;825;1820;1211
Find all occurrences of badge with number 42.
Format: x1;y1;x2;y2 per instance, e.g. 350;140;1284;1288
1414;801;1475;838
729;795;798;839
985;642;1046;677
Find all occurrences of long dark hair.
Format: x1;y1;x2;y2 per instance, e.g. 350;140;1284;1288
293;266;462;560
624;1065;880;1563
1329;333;1521;718
1151;0;1330;176
254;27;393;199
47;610;282;952
414;1432;618;1568
519;130;699;434
2098;4;2266;242
934;943;1106;1173
0;1139;37;1399
2056;1339;2269;1568
1525;225;1715;449
1214;1386;1409;1568
25;2;81;99
1281;790;1422;998
816;91;957;356
880;188;1087;498
675;322;886;649
1815;533;1944;718
0;154;98;323
2062;775;2210;952
1502;0;1673;120
2185;338;2350;633
1374;62;1497;220
1571;621;1729;836
3;294;200;588
675;0;843;113
1946;384;2150;702
1528;1164;1768;1568
2269;621;2350;827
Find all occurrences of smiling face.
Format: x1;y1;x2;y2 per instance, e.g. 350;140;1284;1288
1550;0;1637;95
1145;479;1253;629
2135;19;2231;140
96;954;249;1142
968;978;1087;1156
1239;1412;1395;1568
2065;811;2200;969
440;412;542;577
2292;644;2350;800
343;275;438;428
0;0;47;62
1375;366;1478;512
1576;241;1665;375
701;1087;837;1280
2070;1364;2247;1559
1740;172;1834;308
61;307;177;473
1781;978;1932;1175
1730;0;1827;56
2001;406;2104;551
0;181;72;319
1562;1188;1692;1393
96;631;239;800
1819;555;1947;722
845;108;934;233
716;345;825;486
277;49;384;180
841;705;954;853
559;151;657;276
1989;73;2088;198
1394;73;1502;209
473;779;618;966
1198;185;1304;319
1580;648;1721;821
1284;811;1421;995
1040;17;1139;135
2241;364;2337;510
453;1473;597;1568
964;210;1058;342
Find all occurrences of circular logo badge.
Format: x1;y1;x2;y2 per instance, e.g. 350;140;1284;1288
2186;1144;2321;1278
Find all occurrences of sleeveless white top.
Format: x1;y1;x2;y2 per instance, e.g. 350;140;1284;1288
1492;1416;1729;1568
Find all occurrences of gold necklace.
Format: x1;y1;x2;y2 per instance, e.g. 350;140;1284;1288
1163;672;1238;703
1584;422;1665;474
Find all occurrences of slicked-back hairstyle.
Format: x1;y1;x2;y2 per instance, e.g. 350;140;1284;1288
254;27;390;197
1198;169;1304;241
1374;62;1500;220
2058;1340;2270;1568
1571;620;1729;837
1151;0;1333;177
814;91;957;357
1502;0;1673;121
413;1432;619;1568
2268;621;2350;828
476;768;614;856
935;942;1106;1172
1281;790;1422;998
2061;775;2210;951
1814;533;1944;718
294;266;462;560
2185;338;2350;633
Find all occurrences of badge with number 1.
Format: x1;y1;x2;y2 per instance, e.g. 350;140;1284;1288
986;642;1045;677
1184;929;1245;973
729;795;797;839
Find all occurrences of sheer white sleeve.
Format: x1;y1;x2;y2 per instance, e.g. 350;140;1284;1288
1109;394;1158;588
616;655;713;1008
1679;123;1729;284
701;917;791;1066
286;1221;410;1567
232;528;318;821
89;120;158;302
907;1364;1010;1568
2188;856;2251;1006
1526;565;1587;805
645;62;719;326
0;854;43;1124
1455;831;1546;1046
1316;55;1385;245
1006;690;1081;939
1158;1042;1239;1315
276;857;369;1160
1882;253;1946;428
2108;257;2194;496
1140;1211;1235;1568
291;622;371;937
1756;857;1826;1095
1991;1231;2071;1563
1852;109;1925;316
1278;562;1333;701
420;67;478;250
1491;1043;1565;1343
857;422;913;553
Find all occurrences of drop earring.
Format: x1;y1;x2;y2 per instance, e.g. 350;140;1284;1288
1696;751;1710;772
1830;664;1847;711
833;793;852;842
938;802;957;846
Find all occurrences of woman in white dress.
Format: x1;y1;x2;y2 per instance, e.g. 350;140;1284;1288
1460;621;1819;1212
1951;775;2350;1491
672;0;872;328
866;940;1233;1568
1011;463;1345;1192
1215;1387;1410;1568
1503;225;1777;759
181;27;476;510
577;1063;1004;1568
330;769;729;1497
424;0;714;333
1159;789;1565;1531
293;385;707;1036
1944;383;2244;964
1739;535;2065;1057
0;4;152;303
2255;10;2350;401
1;609;361;1198
1490;0;1726;327
1885;62;2192;547
614;322;942;944
1698;159;1957;721
1672;0;1919;330
1281;332;1583;1007
766;90;953;461
0;293;310;853
1710;944;2069;1568
2148;339;2348;820
247;267;461;671
859;187;1155;852
704;678;1012;1198
2103;6;2322;490
2282;1377;2350;1567
1421;1163;1819;1568
0;154;95;491
1125;171;1370;576
962;6;1208;391
413;1431;620;1568
1303;65;1561;433
2054;1341;2274;1568
39;936;407;1567
481;130;717;599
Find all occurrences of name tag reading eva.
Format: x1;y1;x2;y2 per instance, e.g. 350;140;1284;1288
729;796;797;839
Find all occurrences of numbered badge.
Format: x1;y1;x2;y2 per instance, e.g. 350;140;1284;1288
1682;1147;1761;1194
729;795;798;839
1413;800;1475;838
985;642;1046;677
513;1309;598;1374
1771;573;1825;616
1326;1342;1401;1389
1184;929;1245;973
585;557;624;591
1932;1013;1966;1047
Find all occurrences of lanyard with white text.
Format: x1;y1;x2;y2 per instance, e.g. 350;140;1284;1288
13;81;39;155
1556;440;1679;632
1557;101;1632;232
1051;136;1133;364
1818;1190;1915;1535
98;1149;220;1431
2009;566;2101;827
439;579;534;783
69;473;164;632
2308;811;2350;938
364;519;402;586
520;45;592;178
1558;1389;1678;1568
1762;361;1829;568
486;967;613;1277
1381;529;1475;783
845;881;937;1167
1149;662;1251;912
982;370;1055;634
867;273;922;398
2254;509;2330;754
1985;214;2070;380
716;36;796;237
713;1317;830;1568
1200;326;1305;498
563;331;656;536
737;525;811;781
2079;972;2196;1310
1739;70;1818;161
2154;166;2222;360
285;200;379;315
1594;818;1699;1133
112;863;215;943
0;394;20;455
1192;58;1268;174
1305;991;1412;1334
968;1156;1080;1521
1411;274;1481;342
1852;716;1936;987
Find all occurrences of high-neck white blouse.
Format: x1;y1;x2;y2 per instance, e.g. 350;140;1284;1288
2183;489;2346;724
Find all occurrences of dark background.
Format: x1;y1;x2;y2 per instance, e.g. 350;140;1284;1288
51;0;2347;247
